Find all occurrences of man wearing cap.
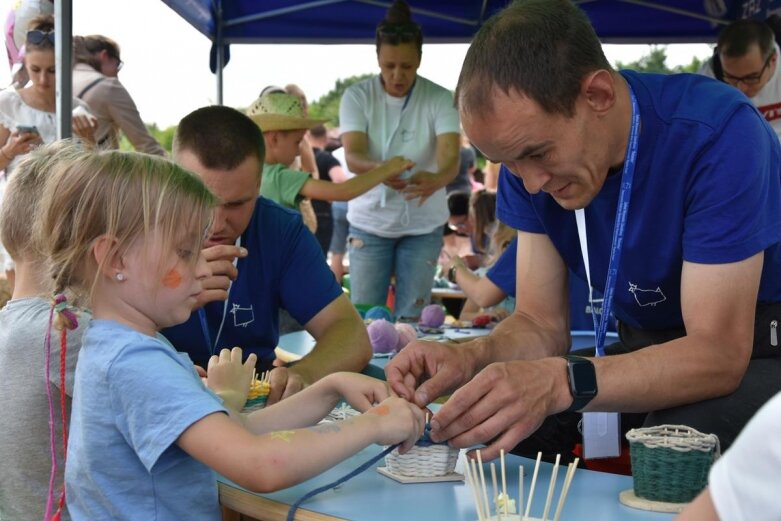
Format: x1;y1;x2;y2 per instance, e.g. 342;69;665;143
249;92;413;217
162;104;376;406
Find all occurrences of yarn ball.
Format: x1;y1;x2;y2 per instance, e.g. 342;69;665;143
472;314;492;328
419;304;446;328
365;305;393;322
394;322;418;350
368;319;399;354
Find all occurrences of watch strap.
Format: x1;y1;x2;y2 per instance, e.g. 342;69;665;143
562;354;597;413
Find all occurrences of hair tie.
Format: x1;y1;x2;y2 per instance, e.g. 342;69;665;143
52;294;79;331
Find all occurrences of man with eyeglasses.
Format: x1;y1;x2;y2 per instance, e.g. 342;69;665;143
701;19;781;141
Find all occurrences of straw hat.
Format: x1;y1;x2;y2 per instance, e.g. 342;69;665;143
246;92;326;132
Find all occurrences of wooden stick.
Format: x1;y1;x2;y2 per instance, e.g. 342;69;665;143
464;462;485;521
477;450;491;520
470;458;487;521
491;463;501;521
552;459;579;521
524;452;542;519
500;449;508;516
541;454;561;521
519;465;524;520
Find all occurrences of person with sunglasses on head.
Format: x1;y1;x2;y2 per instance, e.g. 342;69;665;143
700;19;781;141
72;35;166;156
339;0;461;322
0;14;96;290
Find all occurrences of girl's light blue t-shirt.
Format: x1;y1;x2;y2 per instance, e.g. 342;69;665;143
66;319;227;521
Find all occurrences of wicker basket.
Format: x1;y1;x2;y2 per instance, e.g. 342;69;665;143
626;424;720;504
385;443;459;477
242;396;268;412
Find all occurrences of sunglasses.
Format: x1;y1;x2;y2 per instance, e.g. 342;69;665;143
377;23;420;40
26;30;55;46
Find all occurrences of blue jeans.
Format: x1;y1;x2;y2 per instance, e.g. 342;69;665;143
348;226;443;320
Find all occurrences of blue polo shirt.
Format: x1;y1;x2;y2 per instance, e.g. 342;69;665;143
163;197;342;366
497;71;781;330
487;238;614;331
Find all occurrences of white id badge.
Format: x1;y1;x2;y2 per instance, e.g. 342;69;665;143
582;411;621;459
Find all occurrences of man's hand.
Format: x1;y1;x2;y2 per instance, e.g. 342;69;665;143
385;340;478;408
430;357;570;461
404;171;444;206
205;347;258;411
194;244;248;308
266;366;307;406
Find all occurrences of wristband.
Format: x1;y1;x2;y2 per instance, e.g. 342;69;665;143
447;264;458;283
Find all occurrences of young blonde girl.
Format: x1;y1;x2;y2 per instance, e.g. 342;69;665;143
38;148;424;520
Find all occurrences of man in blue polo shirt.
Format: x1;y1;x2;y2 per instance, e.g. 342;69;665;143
163;106;371;405
386;0;781;460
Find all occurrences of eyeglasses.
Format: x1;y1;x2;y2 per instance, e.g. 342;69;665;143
26;30;55;46
108;54;124;71
723;51;775;86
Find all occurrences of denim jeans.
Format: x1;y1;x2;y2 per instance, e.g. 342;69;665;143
347;225;443;320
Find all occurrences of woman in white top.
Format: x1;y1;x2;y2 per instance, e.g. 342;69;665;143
0;14;96;281
339;0;460;320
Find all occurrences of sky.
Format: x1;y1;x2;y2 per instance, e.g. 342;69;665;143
0;0;714;128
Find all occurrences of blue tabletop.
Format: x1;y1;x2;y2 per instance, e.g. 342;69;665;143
218;448;672;521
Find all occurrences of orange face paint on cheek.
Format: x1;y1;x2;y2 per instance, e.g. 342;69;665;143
162;269;182;289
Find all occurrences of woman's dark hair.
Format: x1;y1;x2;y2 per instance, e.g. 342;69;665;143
375;0;422;57
73;34;120;72
25;15;55;52
470;190;496;254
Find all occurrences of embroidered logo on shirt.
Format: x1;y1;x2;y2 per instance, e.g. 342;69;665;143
230;304;255;327
628;283;667;307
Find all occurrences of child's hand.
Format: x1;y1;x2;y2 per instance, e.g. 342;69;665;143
206;347;257;411
379;156;415;190
366;396;425;453
327;372;393;412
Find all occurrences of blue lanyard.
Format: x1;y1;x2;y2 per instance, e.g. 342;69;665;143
588;85;640;357
198;308;213;356
197;237;241;357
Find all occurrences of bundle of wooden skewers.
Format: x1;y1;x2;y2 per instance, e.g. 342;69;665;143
463;450;579;521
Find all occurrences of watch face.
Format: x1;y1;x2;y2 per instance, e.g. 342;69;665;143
570;362;597;396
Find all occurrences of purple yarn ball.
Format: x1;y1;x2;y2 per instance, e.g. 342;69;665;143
368;319;399;354
394;322;418;350
419;304;445;328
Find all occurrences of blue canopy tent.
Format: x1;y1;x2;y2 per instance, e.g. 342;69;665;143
159;0;781;103
54;0;781;136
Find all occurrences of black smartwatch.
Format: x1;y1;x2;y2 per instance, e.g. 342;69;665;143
447;264;458;283
562;355;597;412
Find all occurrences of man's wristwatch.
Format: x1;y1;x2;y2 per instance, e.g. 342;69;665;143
562;355;597;412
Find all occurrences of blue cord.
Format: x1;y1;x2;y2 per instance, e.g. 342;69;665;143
286;423;447;519
286;444;399;521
